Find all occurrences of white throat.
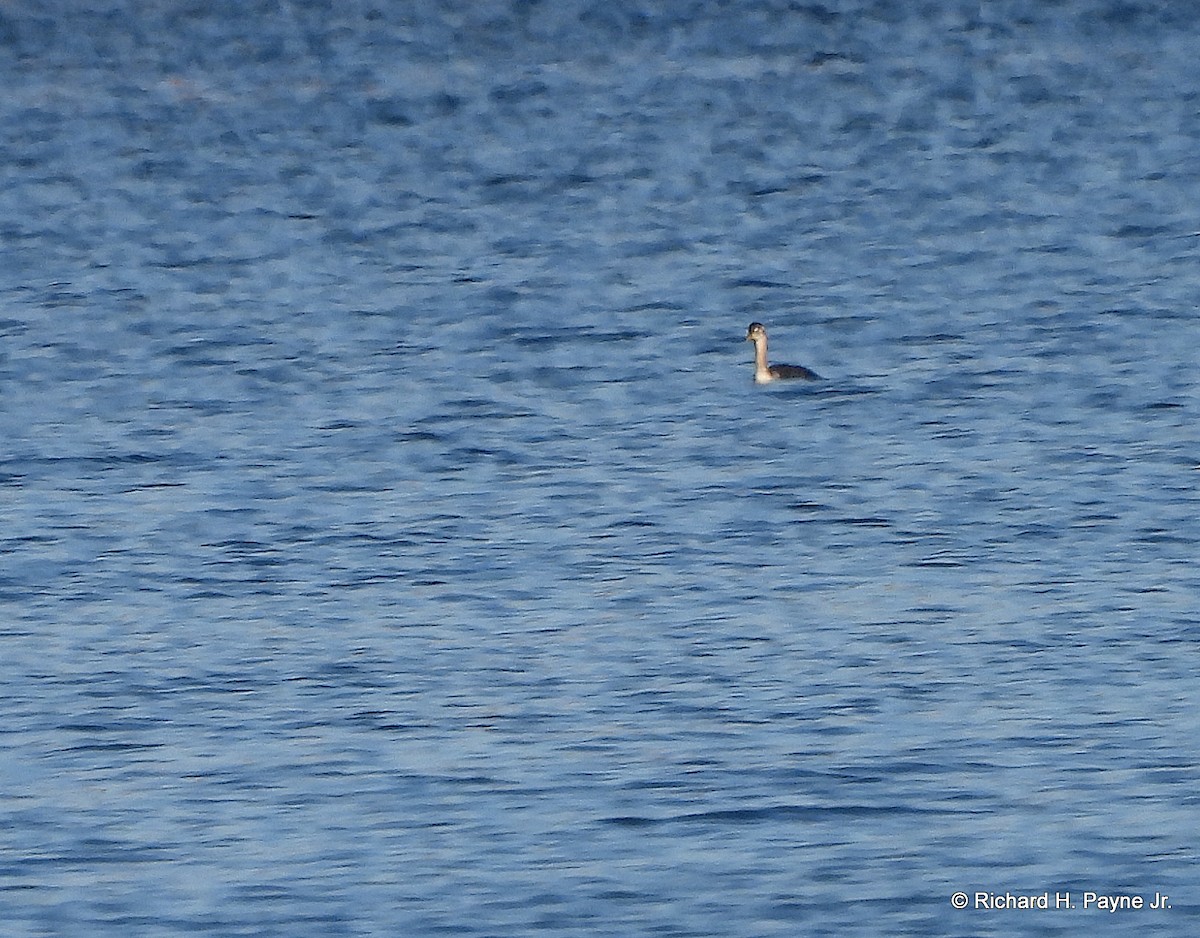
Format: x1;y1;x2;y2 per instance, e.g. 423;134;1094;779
751;337;773;383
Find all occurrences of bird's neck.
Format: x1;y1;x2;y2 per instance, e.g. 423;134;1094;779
753;338;772;381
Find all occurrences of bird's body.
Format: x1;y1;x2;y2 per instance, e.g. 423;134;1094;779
745;322;820;383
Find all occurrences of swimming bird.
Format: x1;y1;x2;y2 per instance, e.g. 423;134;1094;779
745;322;820;383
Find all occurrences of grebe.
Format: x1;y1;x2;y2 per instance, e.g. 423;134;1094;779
745;322;820;383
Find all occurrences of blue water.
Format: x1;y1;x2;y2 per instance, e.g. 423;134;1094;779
2;1;1199;935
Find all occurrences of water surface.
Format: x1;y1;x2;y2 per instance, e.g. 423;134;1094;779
2;2;1198;935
